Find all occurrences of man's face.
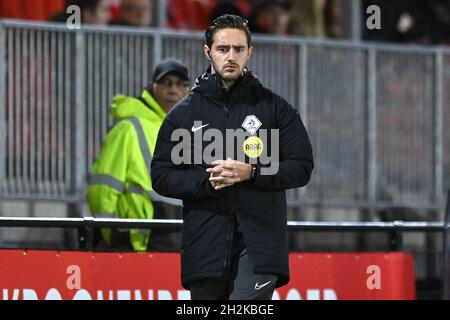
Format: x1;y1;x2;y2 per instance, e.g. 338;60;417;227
152;74;189;113
120;0;152;27
205;28;253;88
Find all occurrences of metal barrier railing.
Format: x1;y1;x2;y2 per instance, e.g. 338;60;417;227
0;217;448;299
0;189;449;298
0;217;444;246
1;19;449;217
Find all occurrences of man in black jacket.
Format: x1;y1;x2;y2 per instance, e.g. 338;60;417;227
151;14;313;300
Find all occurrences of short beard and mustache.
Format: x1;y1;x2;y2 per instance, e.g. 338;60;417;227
216;64;242;81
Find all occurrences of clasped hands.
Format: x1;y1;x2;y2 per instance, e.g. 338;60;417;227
206;158;252;191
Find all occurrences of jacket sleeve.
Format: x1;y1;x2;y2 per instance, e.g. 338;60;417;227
252;99;314;191
151;113;218;200
86;122;134;216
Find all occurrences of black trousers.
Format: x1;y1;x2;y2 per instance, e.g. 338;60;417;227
189;228;278;300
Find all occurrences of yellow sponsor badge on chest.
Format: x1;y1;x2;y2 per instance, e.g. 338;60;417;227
243;136;264;158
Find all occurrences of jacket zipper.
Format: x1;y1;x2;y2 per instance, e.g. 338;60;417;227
223;103;235;269
224;208;235;269
224;106;230;119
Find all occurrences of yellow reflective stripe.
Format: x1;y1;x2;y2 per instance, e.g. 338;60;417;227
87;174;125;193
125;117;152;175
128;184;146;195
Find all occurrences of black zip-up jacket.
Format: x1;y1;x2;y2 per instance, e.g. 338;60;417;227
151;70;313;289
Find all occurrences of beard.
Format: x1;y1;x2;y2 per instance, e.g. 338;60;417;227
220;71;241;81
211;60;243;82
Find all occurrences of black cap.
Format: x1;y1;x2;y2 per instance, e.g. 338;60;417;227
153;59;189;83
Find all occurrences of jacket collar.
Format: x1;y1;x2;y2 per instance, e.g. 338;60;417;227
139;90;167;120
110;90;166;123
192;68;261;107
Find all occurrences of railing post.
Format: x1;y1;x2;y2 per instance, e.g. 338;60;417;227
388;230;403;251
297;41;308;206
443;190;450;300
367;47;378;221
0;22;5;198
0;23;4;246
77;227;94;251
77;226;87;250
74;31;85;200
299;42;308;126
156;0;167;29
433;50;444;208
153;31;162;66
351;0;362;42
77;218;94;251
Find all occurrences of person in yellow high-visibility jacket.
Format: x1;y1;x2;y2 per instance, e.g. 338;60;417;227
87;59;190;251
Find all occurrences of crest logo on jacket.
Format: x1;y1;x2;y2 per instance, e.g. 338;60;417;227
242;115;262;135
170;116;280;175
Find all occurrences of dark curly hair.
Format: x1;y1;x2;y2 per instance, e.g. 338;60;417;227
205;14;251;49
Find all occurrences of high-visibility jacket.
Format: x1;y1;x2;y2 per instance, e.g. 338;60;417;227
86;90;181;251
